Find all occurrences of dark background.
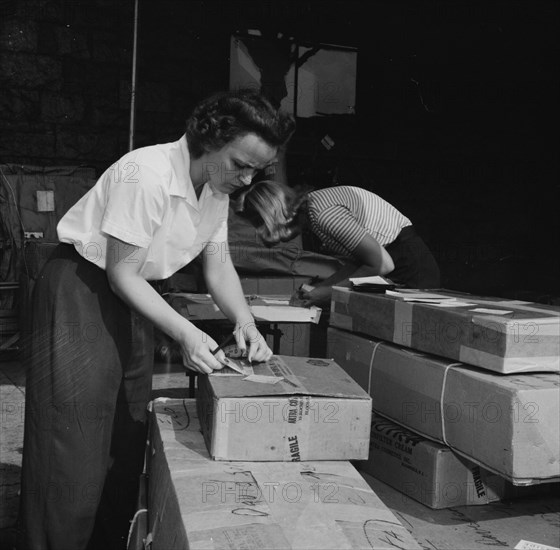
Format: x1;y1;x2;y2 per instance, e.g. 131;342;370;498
1;0;559;301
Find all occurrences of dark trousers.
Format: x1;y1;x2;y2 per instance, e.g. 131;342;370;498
385;226;441;288
17;244;154;550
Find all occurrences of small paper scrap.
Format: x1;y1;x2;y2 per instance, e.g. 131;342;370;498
350;275;391;285
243;374;284;384
261;298;290;305
386;291;455;301
431;301;477;308
220;357;245;374
470;308;514;315
402;298;450;303
399;297;476;307
210;357;251;376
514;540;560;550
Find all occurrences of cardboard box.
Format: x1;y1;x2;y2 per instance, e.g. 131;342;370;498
330;287;560;374
358;414;554;509
327;327;560;484
196;355;372;461
148;398;422;550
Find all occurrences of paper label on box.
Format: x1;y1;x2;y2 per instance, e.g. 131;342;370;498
514;541;560;550
470;307;514;315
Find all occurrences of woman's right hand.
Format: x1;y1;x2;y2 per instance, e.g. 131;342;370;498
178;328;226;374
300;284;333;307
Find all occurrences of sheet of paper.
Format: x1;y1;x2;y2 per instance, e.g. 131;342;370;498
386;290;455;300
430;300;477;307
210;358;253;376
221;357;245;374
349;275;391;285
514;540;560;550
470;308;514;315
386;290;477;307
403;298;457;303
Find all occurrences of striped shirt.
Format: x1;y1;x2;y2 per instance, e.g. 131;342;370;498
306;186;412;257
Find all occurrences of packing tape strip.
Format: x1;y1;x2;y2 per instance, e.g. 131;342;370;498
334;286;351;304
439;362;463;447
393;300;414;347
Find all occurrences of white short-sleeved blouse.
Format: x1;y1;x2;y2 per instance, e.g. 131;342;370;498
57;135;229;280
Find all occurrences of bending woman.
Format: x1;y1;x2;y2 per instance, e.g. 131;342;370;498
234;181;440;306
18;90;295;550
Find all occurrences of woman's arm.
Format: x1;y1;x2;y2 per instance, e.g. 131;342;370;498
301;233;395;306
314;233;395;287
202;244;272;362
352;233;395;274
105;236;225;373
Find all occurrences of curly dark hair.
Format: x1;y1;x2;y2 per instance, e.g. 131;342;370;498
185;89;296;159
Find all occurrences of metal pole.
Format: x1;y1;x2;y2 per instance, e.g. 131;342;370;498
128;0;139;151
293;41;298;118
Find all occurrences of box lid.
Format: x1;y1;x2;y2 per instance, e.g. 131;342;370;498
331;287;560;373
207;355;371;399
334;287;560;324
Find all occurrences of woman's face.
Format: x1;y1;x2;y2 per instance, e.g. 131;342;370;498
202;133;278;195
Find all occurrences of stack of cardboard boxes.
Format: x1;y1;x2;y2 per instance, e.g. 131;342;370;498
327;287;560;509
147;356;423;549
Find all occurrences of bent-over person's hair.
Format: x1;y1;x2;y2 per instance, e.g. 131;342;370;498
233;180;305;245
186;89;296;159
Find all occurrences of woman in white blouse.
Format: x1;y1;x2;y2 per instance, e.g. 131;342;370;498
18;90;295;550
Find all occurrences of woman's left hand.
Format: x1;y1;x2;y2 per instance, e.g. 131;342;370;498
233;318;273;363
